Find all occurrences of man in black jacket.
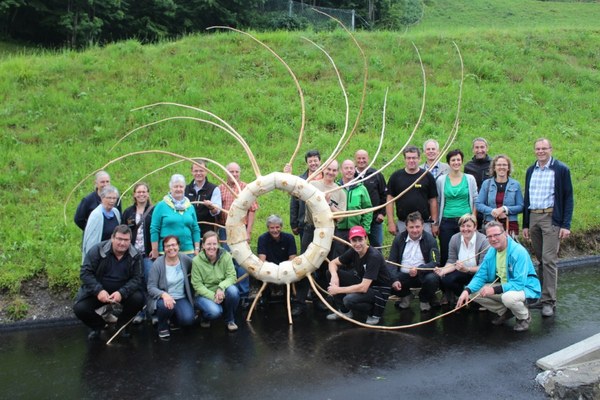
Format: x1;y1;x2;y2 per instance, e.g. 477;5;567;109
464;137;492;190
387;212;440;312
185;160;222;235
464;137;492;229
73;225;144;341
354;149;387;249
289;150;321;241
74;170;120;230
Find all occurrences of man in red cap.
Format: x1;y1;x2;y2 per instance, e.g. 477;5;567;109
326;225;391;325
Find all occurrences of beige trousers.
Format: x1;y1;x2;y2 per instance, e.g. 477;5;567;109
472;286;529;320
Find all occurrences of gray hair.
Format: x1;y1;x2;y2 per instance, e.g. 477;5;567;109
169;174;186;188
422;139;439;151
95;170;110;182
403;145;421;157
99;185;119;198
266;214;283;228
484;220;505;232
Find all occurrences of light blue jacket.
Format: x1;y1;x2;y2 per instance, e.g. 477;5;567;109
82;205;121;261
476;177;524;223
466;236;541;299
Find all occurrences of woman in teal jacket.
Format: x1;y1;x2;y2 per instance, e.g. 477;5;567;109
150;174;201;258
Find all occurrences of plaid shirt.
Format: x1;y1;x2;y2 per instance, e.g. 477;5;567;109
528;158;555;210
218;181;258;225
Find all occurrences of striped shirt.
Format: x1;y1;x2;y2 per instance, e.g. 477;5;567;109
528;158;555;210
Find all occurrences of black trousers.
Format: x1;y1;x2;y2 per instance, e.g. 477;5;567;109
73;291;145;330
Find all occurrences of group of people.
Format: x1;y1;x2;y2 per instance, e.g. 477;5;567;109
285;137;572;331
73;160;255;341
72;136;573;340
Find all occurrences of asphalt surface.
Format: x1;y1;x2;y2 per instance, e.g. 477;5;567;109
1;264;598;399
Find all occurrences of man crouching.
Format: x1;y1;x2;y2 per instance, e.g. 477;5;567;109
74;225;144;341
326;226;391;326
456;221;540;332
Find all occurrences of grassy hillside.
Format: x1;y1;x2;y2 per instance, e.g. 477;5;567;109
0;0;599;307
416;0;600;31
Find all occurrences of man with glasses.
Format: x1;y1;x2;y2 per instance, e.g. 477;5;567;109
74;225;144;341
456;221;541;332
522;138;573;317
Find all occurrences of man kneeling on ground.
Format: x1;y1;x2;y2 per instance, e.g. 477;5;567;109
456;221;541;332
73;225;144;341
326;226;391;325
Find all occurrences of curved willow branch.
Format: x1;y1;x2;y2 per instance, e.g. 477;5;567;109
307;274;493;330
121;102;261;178
310;8;369;166
64;151;235;225
207;26;306;169
302;37;350;183
332;42;427;198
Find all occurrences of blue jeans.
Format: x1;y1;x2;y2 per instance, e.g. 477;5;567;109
142;256;154;284
194;285;240;324
439;218;460;267
219;228;249;297
140;256;154;317
156;298;195;331
368;220;384;249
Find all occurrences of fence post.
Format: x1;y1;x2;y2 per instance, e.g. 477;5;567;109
289;0;293;18
351;9;355;31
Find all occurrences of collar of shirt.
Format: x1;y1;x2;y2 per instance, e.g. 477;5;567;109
535;156;553;170
405;235;422;244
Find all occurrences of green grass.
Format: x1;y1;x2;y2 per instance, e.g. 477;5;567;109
0;0;599;299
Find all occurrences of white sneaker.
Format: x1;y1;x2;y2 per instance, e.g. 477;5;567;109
326;310;353;320
365;315;380;325
420;302;431;312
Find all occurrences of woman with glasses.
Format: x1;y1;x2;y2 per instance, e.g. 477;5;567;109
476;154;524;236
82;185;121;259
147;235;196;340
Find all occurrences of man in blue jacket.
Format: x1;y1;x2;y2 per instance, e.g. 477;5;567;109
522;138;573;318
456;221;541;332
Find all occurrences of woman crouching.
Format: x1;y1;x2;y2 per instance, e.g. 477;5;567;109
147;235;196;340
192;231;240;332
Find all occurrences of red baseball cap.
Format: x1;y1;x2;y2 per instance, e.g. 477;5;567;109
348;226;367;240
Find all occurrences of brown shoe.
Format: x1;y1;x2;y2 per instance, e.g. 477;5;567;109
513;312;531;332
491;310;514;325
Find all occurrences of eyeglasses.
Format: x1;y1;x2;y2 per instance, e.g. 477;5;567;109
486;233;504;240
164;243;179;249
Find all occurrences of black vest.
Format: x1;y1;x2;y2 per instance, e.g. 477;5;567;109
185;179;218;234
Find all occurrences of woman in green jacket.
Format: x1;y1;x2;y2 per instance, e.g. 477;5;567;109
192;231;240;331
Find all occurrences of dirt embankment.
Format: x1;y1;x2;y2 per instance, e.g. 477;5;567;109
1;229;599;325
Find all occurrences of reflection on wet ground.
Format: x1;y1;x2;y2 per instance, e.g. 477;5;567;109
1;266;599;399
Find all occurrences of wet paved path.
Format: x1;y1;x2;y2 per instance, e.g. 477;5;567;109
1;266;598;399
